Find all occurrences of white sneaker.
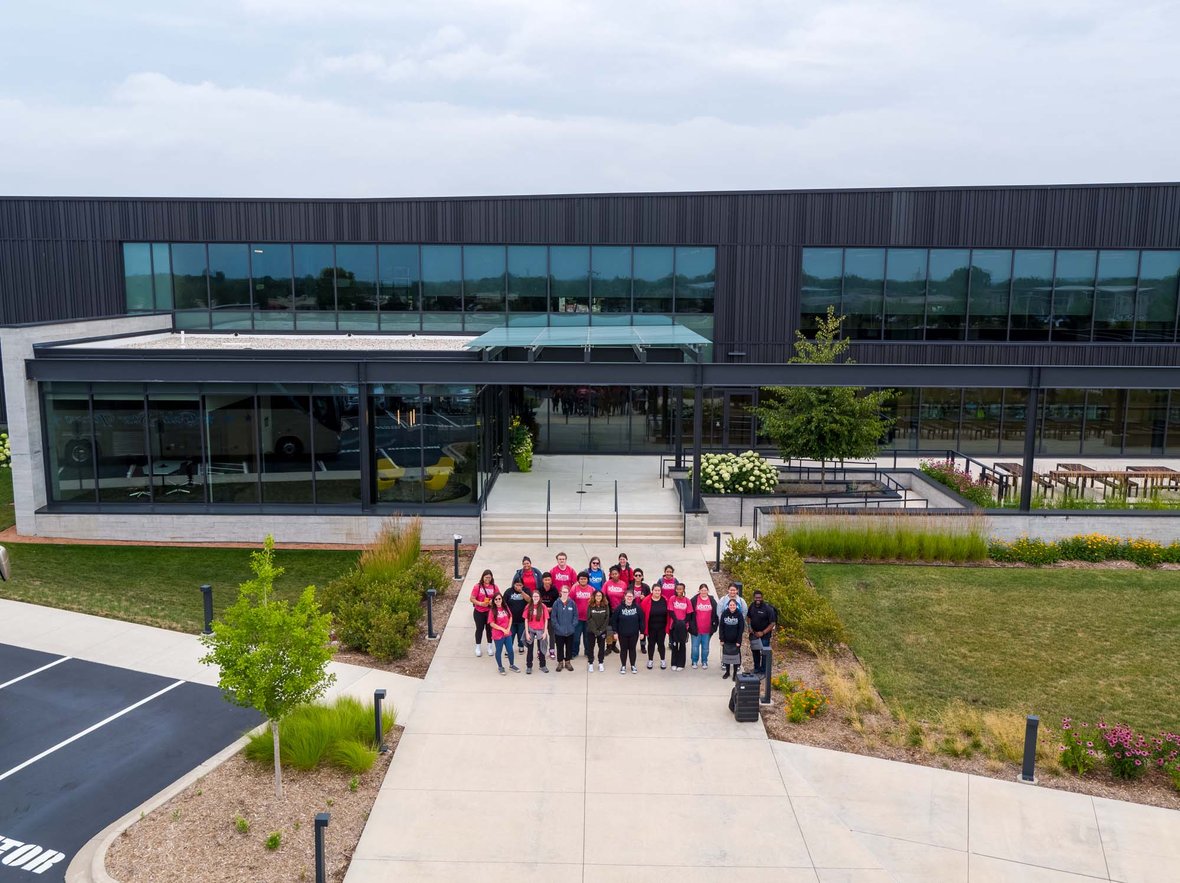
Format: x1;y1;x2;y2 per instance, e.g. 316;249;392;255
631;665;638;674
691;662;698;669
598;663;604;672
620;666;626;675
588;663;594;673
660;661;667;670
702;662;709;669
475;645;482;657
646;660;653;669
487;643;494;655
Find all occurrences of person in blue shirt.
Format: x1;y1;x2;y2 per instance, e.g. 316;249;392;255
585;556;606;593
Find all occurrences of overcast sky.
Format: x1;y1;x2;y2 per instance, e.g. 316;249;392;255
1;0;1176;197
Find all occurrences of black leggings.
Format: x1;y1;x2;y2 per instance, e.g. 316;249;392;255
526;638;548;668
647;630;667;661
586;632;606;662
670;631;687;668
473;609;492;644
618;633;638;667
555;634;575;662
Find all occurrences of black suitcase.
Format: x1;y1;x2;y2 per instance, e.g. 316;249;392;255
730;671;761;722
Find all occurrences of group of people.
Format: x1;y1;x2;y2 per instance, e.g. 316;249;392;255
470;551;778;679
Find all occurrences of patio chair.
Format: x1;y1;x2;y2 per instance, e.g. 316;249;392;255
376;457;405;491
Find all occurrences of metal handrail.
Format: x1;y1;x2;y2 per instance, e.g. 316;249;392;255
946;449;1010;499
614;479;619;547
546;479;551;548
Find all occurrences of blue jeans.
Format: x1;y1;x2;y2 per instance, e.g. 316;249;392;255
510;621;527;648
690;633;710;665
571;621;587;656
494;636;516;669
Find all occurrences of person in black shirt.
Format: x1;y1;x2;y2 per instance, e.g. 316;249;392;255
539;573;560;660
718;597;745;680
641;584;671;670
611;590;643;674
503;577;530;652
746;590;777;675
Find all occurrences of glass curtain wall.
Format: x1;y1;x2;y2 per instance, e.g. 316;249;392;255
43;382;98;503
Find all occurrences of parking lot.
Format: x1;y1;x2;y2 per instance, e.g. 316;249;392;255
0;643;260;881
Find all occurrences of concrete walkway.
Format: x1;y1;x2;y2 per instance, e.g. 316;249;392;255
346;541;1180;882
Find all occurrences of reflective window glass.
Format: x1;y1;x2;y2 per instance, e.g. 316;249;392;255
1038;388;1085;455
91;384;152;504
1125;389;1168;455
152;243;173;310
421;245;462;331
550;246;590;314
799;248;842;336
208;244;250;312
170;243;208;310
421;385;478;505
1135;250;1180;341
204;387;259;503
147;387;204;505
591;246;631;314
633;246;674;314
917;388;962;447
967;250;1012;340
925;249;969;340
463;245;506;317
1092;250;1138;342
998;388;1028;455
260;384;316;504
959;388;1002;455
1009;250;1053;341
378;244;420;331
43;382;96;503
1082;388;1126;455
883;248;927;340
123;244;154;312
841;248;885;339
372;385;423;505
1051;249;1096;342
309;386;351;502
1167;393;1180;456
293;245;336;328
674;247;715;314
881;387;918;451
335;244;379;314
250;243;293;312
507;245;548;314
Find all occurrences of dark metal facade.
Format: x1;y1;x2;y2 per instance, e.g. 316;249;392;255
3;185;1180;361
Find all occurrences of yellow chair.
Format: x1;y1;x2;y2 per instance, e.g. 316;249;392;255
432;455;455;470
376;457;405;491
423;469;452;491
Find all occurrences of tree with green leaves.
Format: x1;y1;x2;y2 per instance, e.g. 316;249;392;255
756;306;895;485
199;536;336;799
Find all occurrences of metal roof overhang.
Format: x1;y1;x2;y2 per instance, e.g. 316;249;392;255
464;324;710;362
24;347;1180;389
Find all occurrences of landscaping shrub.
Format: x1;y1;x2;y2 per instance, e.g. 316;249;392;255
787;687;828;723
721;535;755;572
1058;718;1100;776
919;459;996;508
320;519;448;661
693;451;778;495
730;526;847;647
509;415;533;472
771;672;800;694
990;533;1179;568
1099;722;1152;780
245;696;395;775
988;536;1060;565
773;513;989;564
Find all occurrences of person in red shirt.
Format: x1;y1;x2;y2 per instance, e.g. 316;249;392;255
616;553;634;588
602;566;629;656
667;582;693;671
488;593;520;675
550;552;576;595
655;564;677;595
687;582;718;669
512;556;543;595
469;569;497;657
523;591;550;674
570;571;595;662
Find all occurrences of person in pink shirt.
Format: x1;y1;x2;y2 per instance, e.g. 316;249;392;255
469;569;497;657
523;591;549;674
549;551;577;595
602;565;629;657
616;553;634;588
570;571;594;661
687;582;718;669
667;582;693;671
655;564;677;595
488;593;520;675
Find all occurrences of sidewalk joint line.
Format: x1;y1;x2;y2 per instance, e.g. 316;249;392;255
1090;796;1112;881
0;654;71;689
0;679;185;783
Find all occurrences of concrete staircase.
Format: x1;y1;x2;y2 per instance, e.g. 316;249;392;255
480;512;682;545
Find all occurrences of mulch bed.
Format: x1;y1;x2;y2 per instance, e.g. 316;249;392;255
107;729;401;883
711;572;1180;812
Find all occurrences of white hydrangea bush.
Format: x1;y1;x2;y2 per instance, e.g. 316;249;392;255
694;450;778;494
0;432;10;468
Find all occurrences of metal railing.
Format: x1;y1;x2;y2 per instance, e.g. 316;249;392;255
945;449;1010;499
545;479;551;548
614;479;619;547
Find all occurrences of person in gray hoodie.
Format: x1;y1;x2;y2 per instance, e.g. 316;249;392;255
550;585;579;672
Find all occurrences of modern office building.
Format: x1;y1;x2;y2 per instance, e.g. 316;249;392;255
2;184;1179;542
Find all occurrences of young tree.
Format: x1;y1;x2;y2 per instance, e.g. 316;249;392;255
199;536;335;799
756;306;895;485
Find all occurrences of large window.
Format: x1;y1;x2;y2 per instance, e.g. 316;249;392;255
1010;250;1054;341
462;245;506;332
1092;250;1138;342
1051;250;1096;342
378;244;420;331
799;247;842;336
841;248;885;339
633;247;674;315
883;248;927;340
968;250;1012;341
591;246;632;317
421;245;463;331
336;244;379;330
293;244;337;329
674;247;715;315
926;249;969;340
550;245;590;317
507;245;548;317
250;244;293;325
1136;251;1180;341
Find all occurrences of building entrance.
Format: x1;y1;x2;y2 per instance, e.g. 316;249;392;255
518;386;675;454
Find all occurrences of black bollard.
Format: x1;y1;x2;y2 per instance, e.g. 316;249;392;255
761;641;773;705
1020;715;1040;783
426;587;438;639
200;584;213;635
452;534;462;580
713;531;721;572
374;688;388;753
314;812;329;883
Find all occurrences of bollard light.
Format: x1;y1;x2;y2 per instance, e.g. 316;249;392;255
452;534;462;580
713;531;722;572
314;812;330;883
426;587;438;639
200;584;214;635
374;688;388;753
761;641;773;705
1019;715;1040;784
0;545;10;582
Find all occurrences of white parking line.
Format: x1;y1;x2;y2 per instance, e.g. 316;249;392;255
0;679;185;784
0;656;71;690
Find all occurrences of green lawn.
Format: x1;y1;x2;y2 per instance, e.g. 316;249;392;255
809;564;1180;735
1;543;358;633
0;469;14;532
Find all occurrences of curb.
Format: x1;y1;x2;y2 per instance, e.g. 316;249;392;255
65;724;267;883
